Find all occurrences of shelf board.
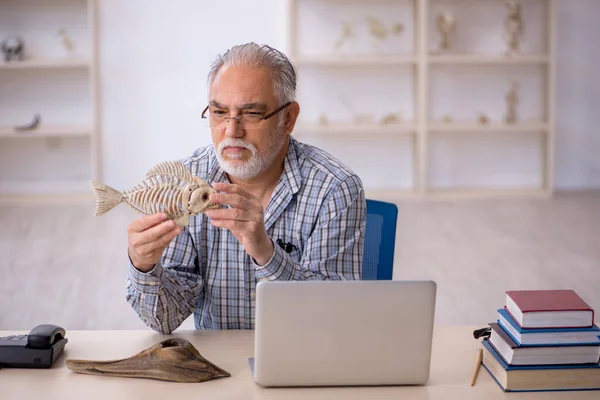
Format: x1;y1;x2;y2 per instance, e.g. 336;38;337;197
424;187;550;199
0;126;93;138
295;54;417;66
294;122;416;135
428;122;548;133
349;187;551;201
0;180;92;196
0;59;90;70
294;54;548;66
429;54;549;65
365;189;418;200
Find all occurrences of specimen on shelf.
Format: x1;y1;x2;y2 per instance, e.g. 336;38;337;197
333;21;355;52
504;81;520;124
478;113;490;125
367;17;404;52
380;112;402;125
90;161;218;227
354;113;374;124
366;17;404;39
57;28;75;57
337;95;372;125
436;13;456;52
1;36;25;62
318;113;329;125
505;1;524;55
391;23;404;34
333;18;404;53
15;114;41;132
442;114;453;123
367;17;388;40
66;338;231;383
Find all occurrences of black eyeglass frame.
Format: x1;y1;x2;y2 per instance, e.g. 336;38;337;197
201;101;292;123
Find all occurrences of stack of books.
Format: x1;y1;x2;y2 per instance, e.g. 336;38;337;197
481;289;600;392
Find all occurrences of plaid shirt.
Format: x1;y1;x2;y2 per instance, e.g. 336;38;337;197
126;137;366;333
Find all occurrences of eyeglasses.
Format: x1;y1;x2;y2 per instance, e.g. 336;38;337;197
201;102;291;130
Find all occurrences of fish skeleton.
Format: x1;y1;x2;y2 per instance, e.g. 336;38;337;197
90;160;218;226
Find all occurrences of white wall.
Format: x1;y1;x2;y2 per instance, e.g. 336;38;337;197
98;0;600;191
99;0;286;189
554;1;600;189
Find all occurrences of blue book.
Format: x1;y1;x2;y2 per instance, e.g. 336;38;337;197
488;322;600;365
481;340;600;392
497;308;600;346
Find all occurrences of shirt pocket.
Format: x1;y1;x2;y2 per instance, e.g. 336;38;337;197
287;246;302;263
275;238;302;263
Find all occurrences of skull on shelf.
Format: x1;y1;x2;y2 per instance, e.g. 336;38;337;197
1;36;25;62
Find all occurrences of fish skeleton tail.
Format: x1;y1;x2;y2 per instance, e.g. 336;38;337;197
90;181;123;216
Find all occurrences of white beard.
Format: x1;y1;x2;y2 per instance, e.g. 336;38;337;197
216;129;286;180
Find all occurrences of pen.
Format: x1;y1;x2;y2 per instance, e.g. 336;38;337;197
470;348;483;386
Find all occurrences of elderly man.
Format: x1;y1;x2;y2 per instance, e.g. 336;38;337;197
126;43;366;333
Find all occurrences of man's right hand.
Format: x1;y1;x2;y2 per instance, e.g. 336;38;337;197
127;213;183;272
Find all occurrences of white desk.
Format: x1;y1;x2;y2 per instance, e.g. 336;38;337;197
1;326;598;399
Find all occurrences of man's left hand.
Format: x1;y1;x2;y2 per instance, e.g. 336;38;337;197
205;182;274;265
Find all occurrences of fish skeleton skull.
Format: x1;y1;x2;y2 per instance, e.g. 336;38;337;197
187;177;218;214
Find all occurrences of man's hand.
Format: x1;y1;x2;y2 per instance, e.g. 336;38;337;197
205;182;274;265
128;213;183;272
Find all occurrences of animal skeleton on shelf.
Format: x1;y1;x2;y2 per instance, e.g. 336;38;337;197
333;21;355;52
436;13;456;52
332;18;404;54
504;81;520;124
57;28;75;57
505;1;524;55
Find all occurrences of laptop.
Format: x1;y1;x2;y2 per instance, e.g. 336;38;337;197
251;280;437;387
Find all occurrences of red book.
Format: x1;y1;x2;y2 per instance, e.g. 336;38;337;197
505;290;595;329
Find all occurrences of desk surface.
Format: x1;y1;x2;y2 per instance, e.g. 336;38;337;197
1;326;598;400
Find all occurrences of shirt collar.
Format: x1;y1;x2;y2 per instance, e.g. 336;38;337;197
279;137;302;196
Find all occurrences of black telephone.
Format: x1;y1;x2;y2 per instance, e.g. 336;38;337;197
0;324;68;368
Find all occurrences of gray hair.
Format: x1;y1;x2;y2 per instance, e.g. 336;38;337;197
207;43;297;104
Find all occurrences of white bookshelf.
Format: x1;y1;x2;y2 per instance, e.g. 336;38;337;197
0;126;93;138
0;58;90;69
286;0;556;198
295;54;417;66
0;180;92;196
0;0;100;197
428;54;549;64
428;121;548;133
294;122;416;135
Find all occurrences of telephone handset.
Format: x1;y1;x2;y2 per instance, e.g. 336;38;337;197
0;324;68;368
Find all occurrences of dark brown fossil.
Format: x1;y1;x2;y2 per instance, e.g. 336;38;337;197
66;338;231;383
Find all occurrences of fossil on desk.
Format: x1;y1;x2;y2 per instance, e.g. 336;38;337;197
90;160;218;227
65;338;231;383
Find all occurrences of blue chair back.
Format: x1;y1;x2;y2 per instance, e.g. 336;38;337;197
362;199;398;280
